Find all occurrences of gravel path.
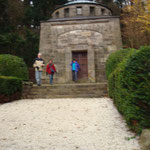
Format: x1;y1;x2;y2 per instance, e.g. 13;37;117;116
0;98;140;150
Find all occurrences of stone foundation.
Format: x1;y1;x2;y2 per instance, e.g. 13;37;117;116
22;83;107;99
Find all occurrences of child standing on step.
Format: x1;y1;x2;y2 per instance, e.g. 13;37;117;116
70;59;80;82
46;60;56;85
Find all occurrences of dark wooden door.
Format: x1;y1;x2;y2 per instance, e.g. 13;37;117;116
72;51;88;80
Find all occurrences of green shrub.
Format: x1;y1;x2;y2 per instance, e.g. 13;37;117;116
106;48;137;78
107;46;150;134
0;76;22;95
107;49;137;98
0;54;29;80
0;76;22;103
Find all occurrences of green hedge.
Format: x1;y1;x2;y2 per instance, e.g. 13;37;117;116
0;76;22;103
0;54;29;81
0;76;22;95
107;48;137;98
106;48;137;79
107;46;150;134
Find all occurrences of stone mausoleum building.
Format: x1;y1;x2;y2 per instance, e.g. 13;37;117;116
39;0;122;84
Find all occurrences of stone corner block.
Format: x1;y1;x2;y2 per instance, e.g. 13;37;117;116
139;129;150;150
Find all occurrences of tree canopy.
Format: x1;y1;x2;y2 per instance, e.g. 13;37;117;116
121;0;150;48
0;0;67;66
1;0;149;66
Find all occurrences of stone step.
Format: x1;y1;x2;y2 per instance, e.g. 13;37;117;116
22;82;108;99
24;94;104;99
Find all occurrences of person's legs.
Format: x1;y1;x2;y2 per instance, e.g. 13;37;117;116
35;71;40;85
72;71;75;81
49;74;53;84
39;71;42;85
75;71;78;81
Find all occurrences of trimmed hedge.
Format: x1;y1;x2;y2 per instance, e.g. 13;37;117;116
0;54;29;81
0;76;22;103
107;48;137;98
106;48;137;79
107;46;150;134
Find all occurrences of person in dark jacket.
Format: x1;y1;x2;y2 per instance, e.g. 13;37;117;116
33;53;45;86
70;59;80;82
46;60;56;84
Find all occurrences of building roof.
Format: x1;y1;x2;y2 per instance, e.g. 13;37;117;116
50;0;112;16
65;0;98;5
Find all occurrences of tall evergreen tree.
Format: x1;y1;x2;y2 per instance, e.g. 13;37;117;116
0;0;9;32
0;0;68;66
23;0;67;27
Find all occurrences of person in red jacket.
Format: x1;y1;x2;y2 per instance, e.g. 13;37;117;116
46;60;56;84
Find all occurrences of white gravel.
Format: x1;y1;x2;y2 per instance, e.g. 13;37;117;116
0;98;140;150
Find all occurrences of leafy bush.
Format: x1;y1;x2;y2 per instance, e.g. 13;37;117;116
106;48;137;78
0;30;39;67
0;76;22;103
107;48;137;98
0;76;22;95
107;46;150;134
0;54;29;80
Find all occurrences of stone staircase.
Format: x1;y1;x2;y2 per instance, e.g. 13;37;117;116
22;82;108;99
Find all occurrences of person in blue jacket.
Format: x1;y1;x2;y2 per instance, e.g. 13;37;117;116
70;59;80;82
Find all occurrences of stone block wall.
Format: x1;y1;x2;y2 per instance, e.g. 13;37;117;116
52;4;112;19
22;82;33;99
39;16;122;84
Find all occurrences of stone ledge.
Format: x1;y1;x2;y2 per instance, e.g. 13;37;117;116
22;82;108;99
139;129;150;150
33;82;107;87
22;81;33;86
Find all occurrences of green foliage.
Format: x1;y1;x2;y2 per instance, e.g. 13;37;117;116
0;54;29;81
24;0;68;27
0;0;9;33
106;48;137;79
0;0;24;33
0;33;25;54
107;46;150;134
0;29;39;67
0;0;67;67
22;28;39;66
0;76;22;95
